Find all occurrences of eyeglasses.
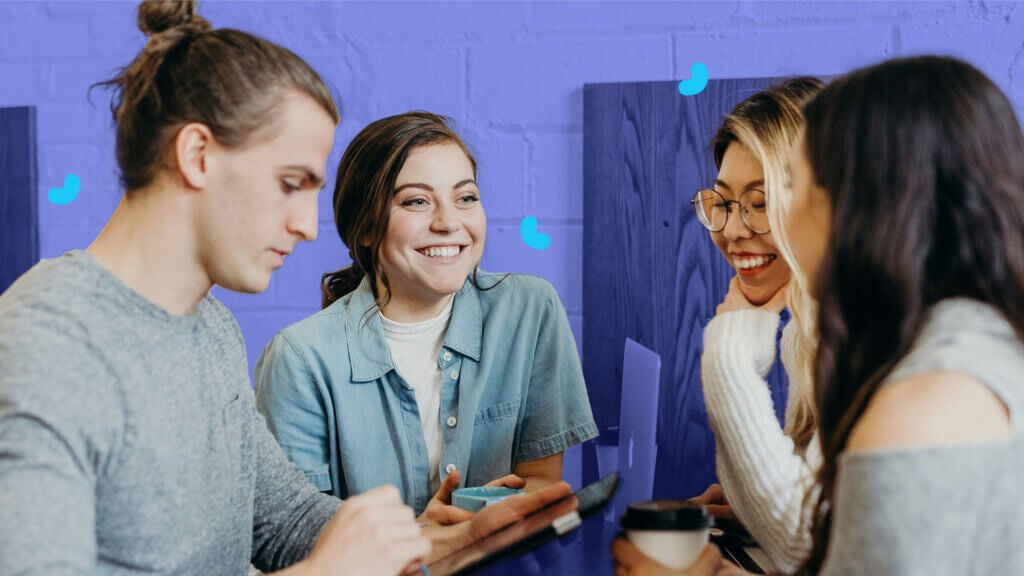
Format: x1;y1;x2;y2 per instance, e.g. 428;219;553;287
690;188;770;234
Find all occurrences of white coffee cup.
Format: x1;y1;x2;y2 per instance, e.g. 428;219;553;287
621;500;712;569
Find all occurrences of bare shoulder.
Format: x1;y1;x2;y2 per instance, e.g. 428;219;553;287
846;370;1011;452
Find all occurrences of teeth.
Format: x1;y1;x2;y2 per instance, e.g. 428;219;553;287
733;254;776;270
421;246;460;258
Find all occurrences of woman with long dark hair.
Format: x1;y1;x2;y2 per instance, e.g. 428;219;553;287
614;55;1024;576
788;54;1024;575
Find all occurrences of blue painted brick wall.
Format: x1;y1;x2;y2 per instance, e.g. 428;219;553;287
3;0;1023;491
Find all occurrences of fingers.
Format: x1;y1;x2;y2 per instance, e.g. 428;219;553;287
718;276;790;315
418;471;464;525
393;536;433;575
424;474;527;529
500;481;572;518
704;504;736;520
688;545;723;574
470;482;574;539
611;535;644;569
691;483;727;507
310;484;430;576
484;474;526;488
690;485;734;521
613;538;724;574
716;557;752;576
426;504;475;526
340;501;421;543
691;483;723;505
435;470;461;505
717;277;754;315
342;488;414;519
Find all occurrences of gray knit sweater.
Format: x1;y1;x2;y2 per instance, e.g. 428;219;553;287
704;298;1024;575
0;251;340;575
820;298;1024;575
701;310;817;573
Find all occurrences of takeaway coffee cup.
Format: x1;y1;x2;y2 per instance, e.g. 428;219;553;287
620;500;712;569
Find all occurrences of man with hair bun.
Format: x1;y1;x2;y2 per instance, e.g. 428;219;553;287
0;2;568;575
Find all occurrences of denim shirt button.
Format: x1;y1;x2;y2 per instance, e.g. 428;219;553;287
445;463;457;474
446;416;457;427
449;370;459;380
442;351;452;362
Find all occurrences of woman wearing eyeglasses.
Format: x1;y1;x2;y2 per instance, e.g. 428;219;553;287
682;78;824;573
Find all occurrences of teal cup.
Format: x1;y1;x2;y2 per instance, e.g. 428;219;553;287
451;486;525;512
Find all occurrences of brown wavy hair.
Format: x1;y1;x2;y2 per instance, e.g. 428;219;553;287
321;111;479;311
795;56;1024;574
94;0;339;192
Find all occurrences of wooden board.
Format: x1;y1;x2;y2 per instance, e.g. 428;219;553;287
0;107;39;294
582;79;790;498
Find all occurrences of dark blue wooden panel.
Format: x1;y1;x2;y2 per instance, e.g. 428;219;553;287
0;107;39;294
582;79;791;499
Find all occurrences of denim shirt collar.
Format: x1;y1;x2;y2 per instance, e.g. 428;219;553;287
344;275;482;382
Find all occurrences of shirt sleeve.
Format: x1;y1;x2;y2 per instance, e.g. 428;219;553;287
820;441;1024;576
248;336;341;571
701;309;815;573
515;280;598;462
0;332;122;575
254;333;334;492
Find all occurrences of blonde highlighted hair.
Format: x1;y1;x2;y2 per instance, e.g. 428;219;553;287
710;77;824;451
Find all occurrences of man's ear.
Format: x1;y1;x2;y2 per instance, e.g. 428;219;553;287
174;122;216;189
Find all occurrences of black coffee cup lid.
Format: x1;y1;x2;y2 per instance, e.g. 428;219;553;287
620;500;713;531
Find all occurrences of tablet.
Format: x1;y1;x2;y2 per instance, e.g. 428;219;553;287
427;473;620;576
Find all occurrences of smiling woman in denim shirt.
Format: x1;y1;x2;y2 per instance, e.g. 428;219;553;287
255;111;598;522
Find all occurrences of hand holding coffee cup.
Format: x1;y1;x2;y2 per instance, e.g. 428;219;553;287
620;500;713;570
611;537;724;576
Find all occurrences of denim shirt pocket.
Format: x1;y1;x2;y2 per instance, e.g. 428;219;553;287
301;462;333;492
469;396;522;483
474;396;521;424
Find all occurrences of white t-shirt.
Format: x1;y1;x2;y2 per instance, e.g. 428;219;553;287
380;297;454;495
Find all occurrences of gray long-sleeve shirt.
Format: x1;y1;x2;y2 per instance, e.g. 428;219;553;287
0;251;340;575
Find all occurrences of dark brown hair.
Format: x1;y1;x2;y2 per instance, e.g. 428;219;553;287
95;0;339;192
796;56;1024;574
321;111;478;310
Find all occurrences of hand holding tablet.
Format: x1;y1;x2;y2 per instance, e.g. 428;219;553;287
421;472;528;526
427;474;619;576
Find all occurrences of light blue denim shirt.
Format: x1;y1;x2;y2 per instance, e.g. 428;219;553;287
254;271;597;514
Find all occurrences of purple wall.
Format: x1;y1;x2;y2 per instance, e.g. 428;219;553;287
3;0;1023;489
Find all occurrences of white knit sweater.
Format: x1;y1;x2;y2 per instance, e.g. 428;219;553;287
701;309;820;573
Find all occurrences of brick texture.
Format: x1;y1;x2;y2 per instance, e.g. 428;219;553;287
2;0;1023;491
